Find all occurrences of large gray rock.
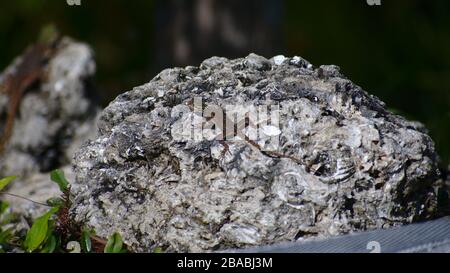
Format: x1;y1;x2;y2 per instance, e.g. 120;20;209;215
71;53;447;252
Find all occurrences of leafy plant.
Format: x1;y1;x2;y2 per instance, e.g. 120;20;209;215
153;247;163;253
80;228;92;253
0;201;12;250
104;232;125;253
50;169;69;192
0;227;13;245
24;206;59;252
0;170;127;253
0;176;16;191
0;201;8;216
41;234;58;253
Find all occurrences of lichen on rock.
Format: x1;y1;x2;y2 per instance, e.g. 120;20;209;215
70;53;447;252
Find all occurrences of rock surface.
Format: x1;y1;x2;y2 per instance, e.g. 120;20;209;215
71;53;447;252
0;37;99;217
0;37;99;177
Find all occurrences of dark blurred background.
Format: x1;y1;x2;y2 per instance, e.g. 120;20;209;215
0;0;449;164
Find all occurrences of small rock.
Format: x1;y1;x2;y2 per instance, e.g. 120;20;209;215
0;37;100;217
0;37;100;177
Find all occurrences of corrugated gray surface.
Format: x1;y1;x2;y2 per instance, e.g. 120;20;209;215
228;216;450;253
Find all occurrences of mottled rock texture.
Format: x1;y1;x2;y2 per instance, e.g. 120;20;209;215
0;37;98;177
71;53;447;252
0;37;99;217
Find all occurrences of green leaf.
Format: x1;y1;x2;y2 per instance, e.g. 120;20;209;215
81;228;92;253
0;201;9;215
46;197;64;207
0;176;16;191
24;207;59;252
0;212;17;226
0;227;13;244
104;232;123;253
153;247;163;253
50;169;69;192
40;234;57;253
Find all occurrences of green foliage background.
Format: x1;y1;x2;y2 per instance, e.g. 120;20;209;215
0;0;449;164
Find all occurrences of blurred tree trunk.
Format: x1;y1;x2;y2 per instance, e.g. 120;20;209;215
154;0;283;68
